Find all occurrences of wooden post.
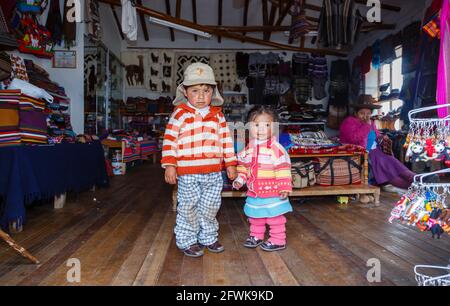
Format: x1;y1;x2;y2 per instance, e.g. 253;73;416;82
364;152;369;185
0;230;40;264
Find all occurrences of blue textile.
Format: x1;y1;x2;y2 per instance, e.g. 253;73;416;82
244;196;293;218
366;130;377;151
0;141;109;231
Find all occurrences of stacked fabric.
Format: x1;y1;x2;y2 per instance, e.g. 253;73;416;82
123;143;140;163
19;94;48;144
289;143;366;155
0;90;21;146
138;140;158;159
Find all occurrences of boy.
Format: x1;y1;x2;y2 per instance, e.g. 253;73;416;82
161;63;237;257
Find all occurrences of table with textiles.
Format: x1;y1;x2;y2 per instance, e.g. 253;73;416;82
0;141;109;232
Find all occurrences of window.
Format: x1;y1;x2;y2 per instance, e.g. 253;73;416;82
364;46;403;130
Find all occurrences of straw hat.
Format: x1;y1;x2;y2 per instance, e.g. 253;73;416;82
173;62;224;106
351;94;382;110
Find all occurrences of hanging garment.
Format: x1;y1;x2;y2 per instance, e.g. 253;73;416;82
45;0;63;45
371;39;381;69
121;0;137;41
62;0;77;46
437;0;450;118
402;21;422;74
328;59;349;106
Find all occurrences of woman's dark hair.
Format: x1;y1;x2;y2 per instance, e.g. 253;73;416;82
246;105;278;123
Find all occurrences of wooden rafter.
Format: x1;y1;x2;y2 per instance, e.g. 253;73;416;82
275;0;292;26
218;0;223;43
355;0;401;12
262;0;269;40
243;0;250;38
136;0;149;41
266;1;278;40
165;0;175;41
207;23;394;33
98;0;347;56
110;4;124;40
192;0;198;41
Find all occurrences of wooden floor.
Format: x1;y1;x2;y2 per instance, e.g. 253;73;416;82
0;162;449;286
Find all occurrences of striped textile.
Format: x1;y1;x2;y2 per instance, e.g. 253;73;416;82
19;94;47;144
161;103;237;175
138;140;158;159
0;90;21;146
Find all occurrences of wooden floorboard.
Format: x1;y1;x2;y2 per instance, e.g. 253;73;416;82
0;162;448;286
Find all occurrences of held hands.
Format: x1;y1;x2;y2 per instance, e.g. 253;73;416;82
279;191;290;200
164;166;177;185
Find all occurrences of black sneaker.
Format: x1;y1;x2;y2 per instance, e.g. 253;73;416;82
260;241;286;252
199;241;225;253
182;244;204;257
243;236;264;248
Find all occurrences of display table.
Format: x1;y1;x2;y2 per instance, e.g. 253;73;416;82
101;139;159;164
0;141;109;232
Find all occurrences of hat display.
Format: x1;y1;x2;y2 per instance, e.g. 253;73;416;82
173;62;224;106
351;94;382;110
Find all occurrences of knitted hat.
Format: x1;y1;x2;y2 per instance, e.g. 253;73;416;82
351;94;382;110
173;62;224;106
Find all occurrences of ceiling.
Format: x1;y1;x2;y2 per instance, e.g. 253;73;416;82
102;0;429;53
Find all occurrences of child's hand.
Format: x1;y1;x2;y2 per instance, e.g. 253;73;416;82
233;181;242;190
226;166;237;180
165;166;177;184
279;191;290;200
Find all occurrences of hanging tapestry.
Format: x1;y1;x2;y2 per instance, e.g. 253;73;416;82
147;50;175;94
210;53;238;92
121;51;148;89
175;53;210;86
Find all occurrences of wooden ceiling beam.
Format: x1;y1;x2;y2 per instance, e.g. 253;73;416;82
355;0;401;12
266;1;278;40
110;4;124;40
218;0;223;43
242;0;250;39
165;0;175;41
136;0;149;41
262;0;269;40
192;0;198;41
98;0;347;56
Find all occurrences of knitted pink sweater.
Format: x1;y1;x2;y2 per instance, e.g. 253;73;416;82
339;116;379;148
235;137;292;198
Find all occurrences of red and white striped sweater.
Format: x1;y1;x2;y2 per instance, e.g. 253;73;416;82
161;103;237;175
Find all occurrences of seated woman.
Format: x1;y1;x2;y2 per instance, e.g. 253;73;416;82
339;95;415;195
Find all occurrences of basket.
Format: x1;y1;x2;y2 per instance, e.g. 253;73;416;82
414;265;450;286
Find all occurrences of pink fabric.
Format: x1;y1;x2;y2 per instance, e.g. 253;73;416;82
339;116;380;148
249;215;287;245
437;0;450;118
236;137;293;198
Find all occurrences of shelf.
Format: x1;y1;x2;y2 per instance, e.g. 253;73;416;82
222;91;247;96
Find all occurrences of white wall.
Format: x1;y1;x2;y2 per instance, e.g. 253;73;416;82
8;0;85;134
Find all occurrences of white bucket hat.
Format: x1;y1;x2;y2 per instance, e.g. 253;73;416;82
173;62;224;106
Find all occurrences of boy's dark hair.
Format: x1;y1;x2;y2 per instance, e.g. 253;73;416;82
246;105;278;122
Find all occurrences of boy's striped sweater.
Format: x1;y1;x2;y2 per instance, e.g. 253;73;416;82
161;103;237;175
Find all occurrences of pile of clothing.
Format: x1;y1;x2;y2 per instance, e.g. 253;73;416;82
0;89;21;146
18;93;47;144
288;130;339;151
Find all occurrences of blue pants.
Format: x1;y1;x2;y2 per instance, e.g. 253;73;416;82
175;172;223;250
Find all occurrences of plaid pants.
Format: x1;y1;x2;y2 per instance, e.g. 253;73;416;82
175;172;223;250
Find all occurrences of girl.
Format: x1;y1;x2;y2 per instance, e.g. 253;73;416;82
233;106;293;251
